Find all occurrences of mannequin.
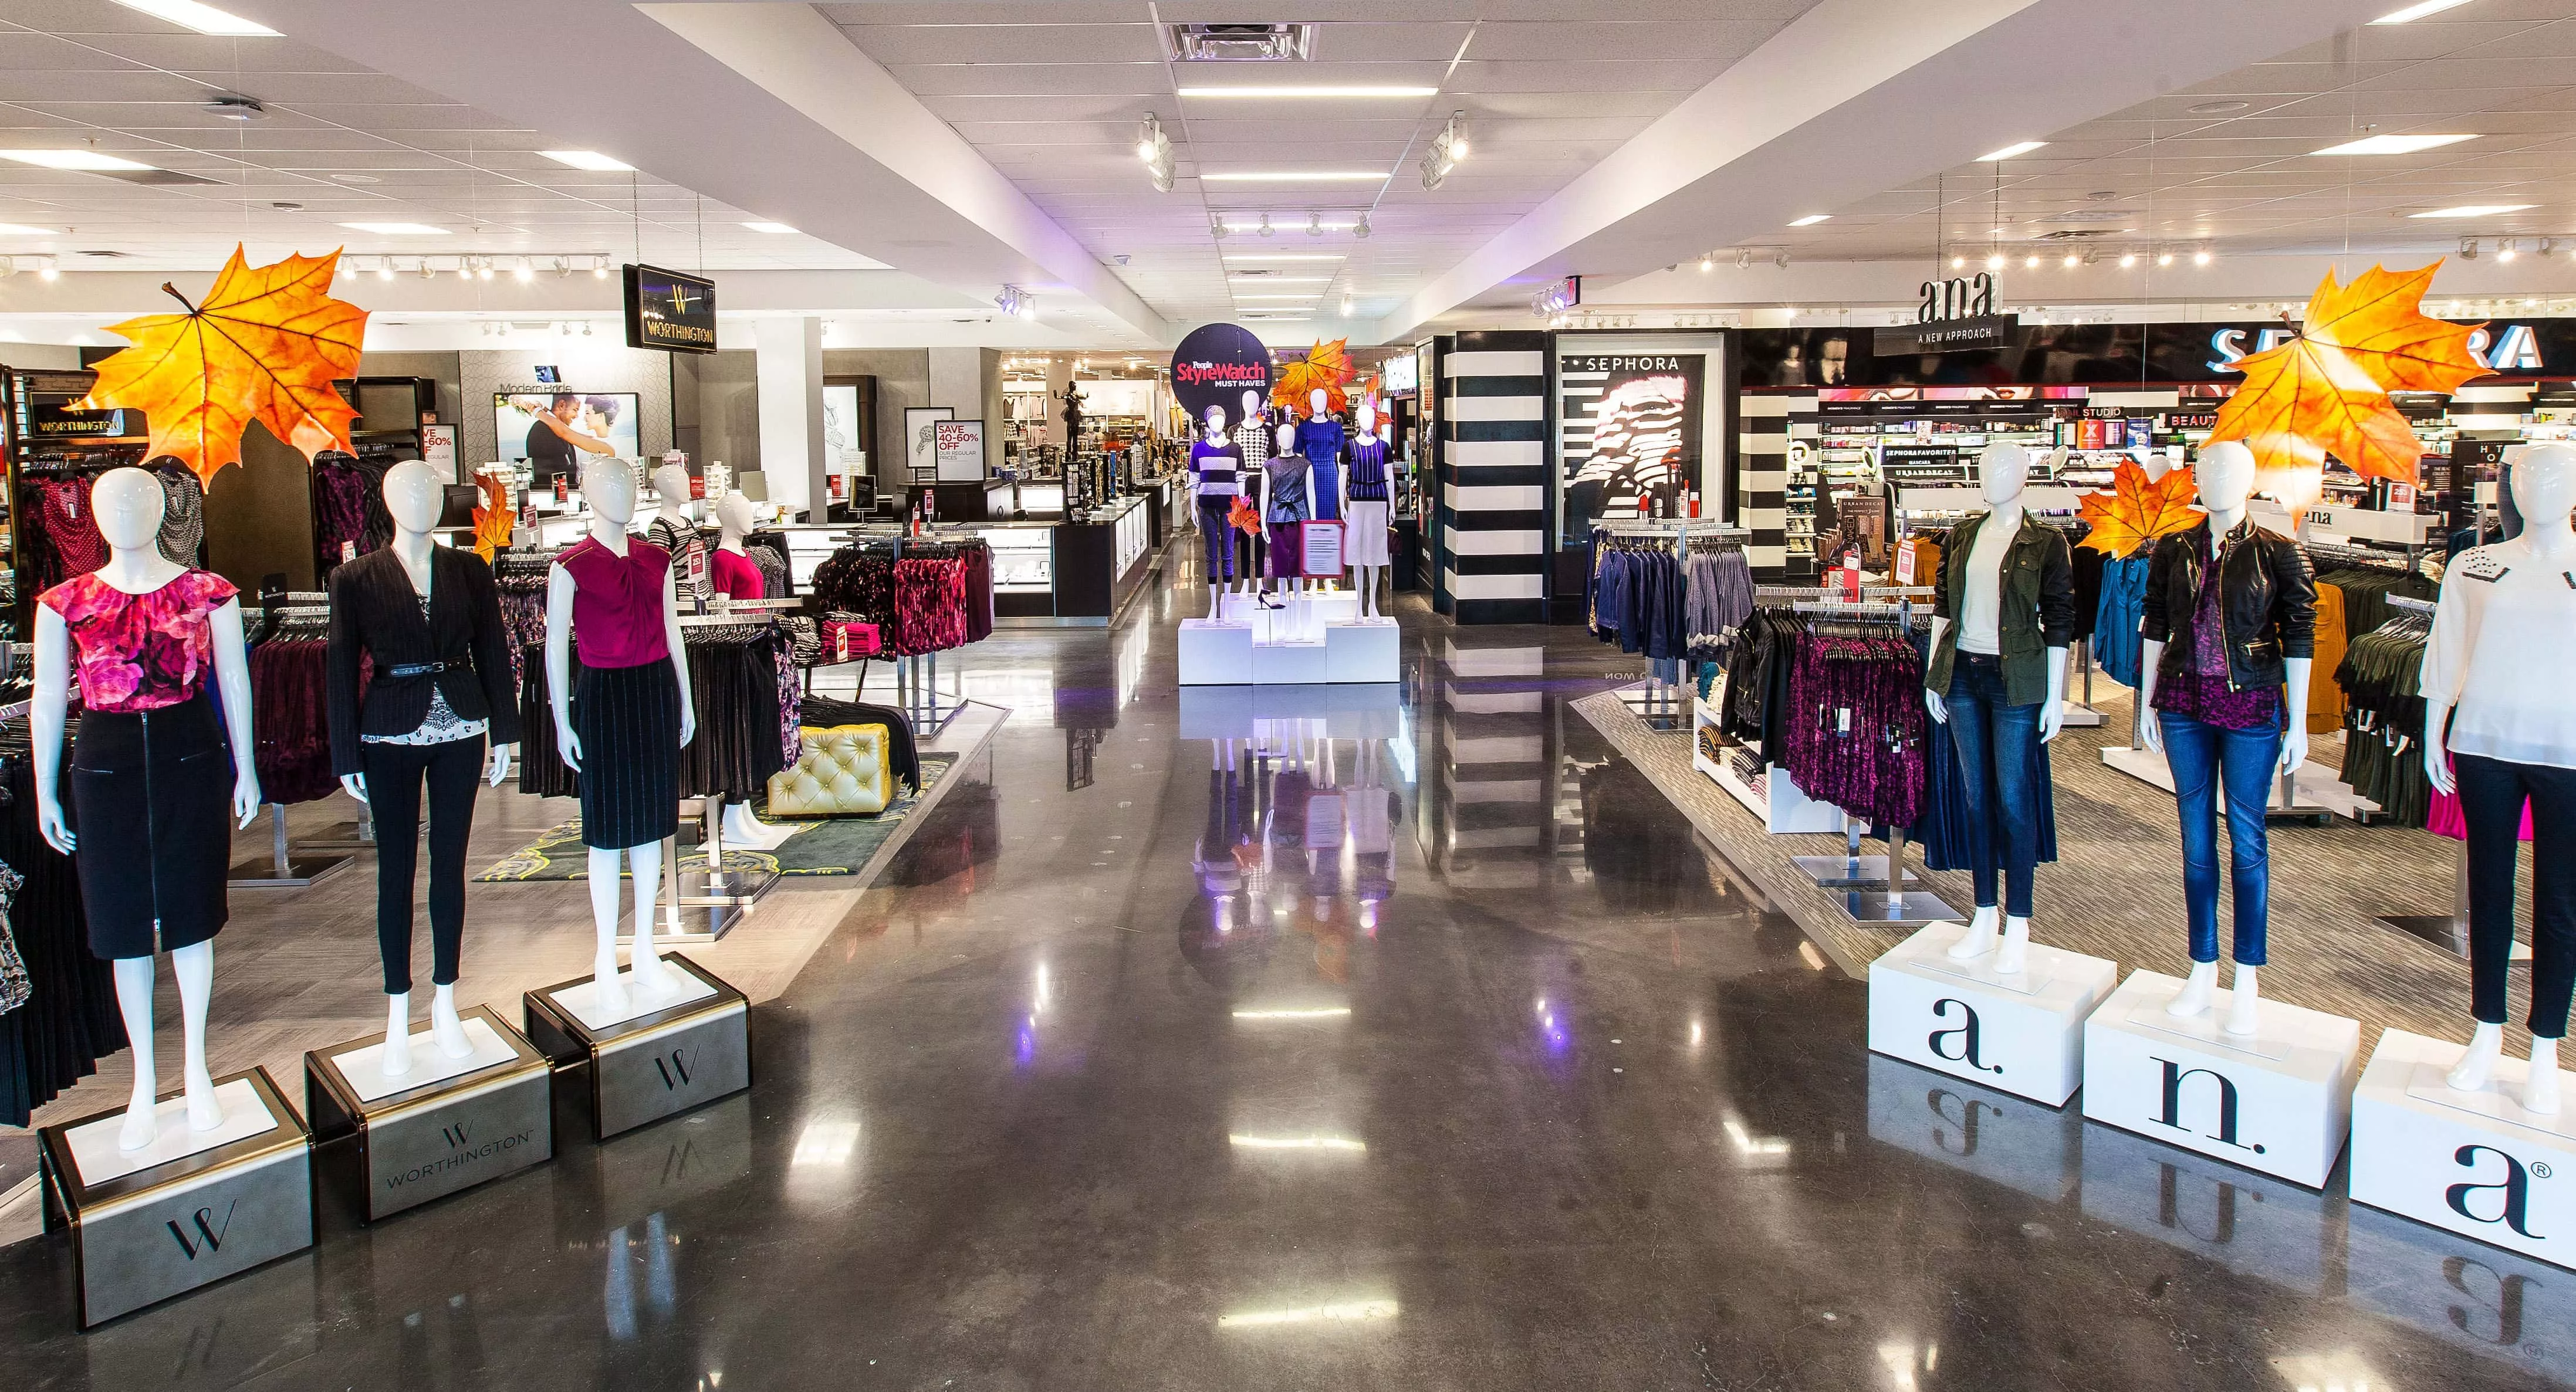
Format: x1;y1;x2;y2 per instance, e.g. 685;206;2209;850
2137;440;2314;1037
648;463;710;609
33;468;260;1149
1300;388;1345;540
330;462;520;1076
706;490;792;852
547;458;698;1017
1256;418;1312;612
1341;399;1392;619
1189;404;1242;613
2425;442;2576;1111
1925;443;2072;976
1232;390;1271;590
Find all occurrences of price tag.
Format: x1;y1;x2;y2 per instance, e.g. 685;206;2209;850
341;540;356;561
1837;707;1852;734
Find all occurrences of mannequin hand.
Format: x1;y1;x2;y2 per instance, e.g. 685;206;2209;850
2426;737;2455;796
556;719;583;772
487;743;516;787
2142;712;2165;754
341;773;369;805
232;771;262;828
2280;727;2308;777
2039;699;2065;744
680;709;698;747
1923;687;1947;724
36;795;72;855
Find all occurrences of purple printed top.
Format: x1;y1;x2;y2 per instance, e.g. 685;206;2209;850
2153;537;2282;731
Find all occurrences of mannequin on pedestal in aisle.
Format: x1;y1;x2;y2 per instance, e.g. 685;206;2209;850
1233;390;1271;587
2137;439;2314;1037
33;468;261;1148
706;490;793;851
1189;404;1243;614
548;458;698;1017
1259;418;1311;611
1341;399;1393;620
2426;442;2576;1112
1300;387;1346;544
330;462;520;1076
648;463;709;608
1924;442;2074;977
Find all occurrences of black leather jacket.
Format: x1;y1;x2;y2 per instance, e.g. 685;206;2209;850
2139;518;2316;691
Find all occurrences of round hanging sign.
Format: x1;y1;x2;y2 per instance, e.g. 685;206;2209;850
1169;323;1272;432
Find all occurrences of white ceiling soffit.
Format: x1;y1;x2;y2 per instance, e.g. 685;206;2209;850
1374;0;2399;341
221;0;1171;345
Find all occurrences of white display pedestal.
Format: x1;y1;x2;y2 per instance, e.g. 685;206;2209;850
1864;1054;2082;1203
1178;619;1254;685
2351;1028;2576;1269
1179;615;1398;685
1325;618;1400;683
1218;590;1358;627
1867;921;2118;1106
2081;970;2361;1187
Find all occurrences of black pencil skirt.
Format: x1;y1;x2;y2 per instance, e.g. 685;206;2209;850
69;695;234;959
572;659;681;849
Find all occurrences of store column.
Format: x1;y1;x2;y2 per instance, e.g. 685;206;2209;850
753;316;826;518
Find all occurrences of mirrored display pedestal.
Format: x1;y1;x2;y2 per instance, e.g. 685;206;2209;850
305;1006;553;1221
523;953;751;1140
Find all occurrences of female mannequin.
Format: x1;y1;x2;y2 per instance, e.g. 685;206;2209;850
1189;404;1242;612
648;463;709;609
2137;440;2314;1037
706;490;792;852
1923;442;2074;976
33;468;260;1149
1259;419;1311;609
2425;442;2576;1111
1232;390;1270;587
1300;387;1345;536
1341;399;1392;619
547;458;697;1016
328;461;519;1076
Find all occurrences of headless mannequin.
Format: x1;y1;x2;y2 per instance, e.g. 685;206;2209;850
1199;405;1232;614
2430;445;2576;1109
34;468;261;1149
2138;440;2312;1036
649;463;705;605
1306;388;1340;596
1344;400;1383;619
1925;443;2069;976
710;490;792;851
339;463;517;1076
1237;390;1265;599
547;459;697;1017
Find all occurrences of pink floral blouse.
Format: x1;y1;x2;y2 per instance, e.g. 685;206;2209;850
38;570;239;713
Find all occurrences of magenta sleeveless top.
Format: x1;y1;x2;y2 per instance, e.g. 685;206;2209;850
555;535;671;668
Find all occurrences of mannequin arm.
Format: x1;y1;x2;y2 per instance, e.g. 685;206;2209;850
31;606;72;854
2425;698;2456;795
209;598;262;826
2040;645;2068;742
2138;639;2166;751
546;564;579;770
664;565;697;747
1923;617;1948;723
2280;656;2311;773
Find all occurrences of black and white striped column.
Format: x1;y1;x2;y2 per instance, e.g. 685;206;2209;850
1737;391;1794;581
1442;329;1549;625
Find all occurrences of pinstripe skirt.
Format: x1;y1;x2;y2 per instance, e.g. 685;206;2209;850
571;659;681;849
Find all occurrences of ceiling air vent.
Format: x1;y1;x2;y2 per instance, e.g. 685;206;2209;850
2030;228;2127;240
79;250;129;258
1165;23;1316;63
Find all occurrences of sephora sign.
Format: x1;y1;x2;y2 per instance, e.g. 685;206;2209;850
1170;323;1273;428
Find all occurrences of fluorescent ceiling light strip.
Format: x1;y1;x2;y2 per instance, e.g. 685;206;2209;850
340;222;449;234
108;0;277;36
2372;0;2472;21
1203;171;1391;182
742;221;798;234
2411;204;2534;217
2313;133;2474;155
1787;214;1831;226
0;150;154;171
0;223;60;235
1230;276;1335;282
1228;1134;1367;1151
1975;141;2047;162
1222;254;1344;263
1230;1007;1351;1020
1236;294;1323;300
1179;86;1439;99
539;150;634;172
1219;1300;1398;1328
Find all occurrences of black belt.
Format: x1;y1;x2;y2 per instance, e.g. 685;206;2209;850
385;660;457;679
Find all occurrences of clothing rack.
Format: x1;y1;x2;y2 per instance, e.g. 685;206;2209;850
2370;592;2462;954
235;595;365;879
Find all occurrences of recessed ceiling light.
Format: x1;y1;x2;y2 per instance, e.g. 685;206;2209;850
743;221;797;234
329;172;380;184
0;150;155;171
0;222;59;235
1178;86;1438;99
1229;275;1333;282
2187;100;2252;115
1236;294;1323;300
1222;254;1343;262
2313;133;2474;155
1202;171;1390;182
2411;204;2533;218
1787;214;1831;227
2372;0;2473;21
340;222;449;235
1975;141;2047;162
107;0;277;36
539;150;634;172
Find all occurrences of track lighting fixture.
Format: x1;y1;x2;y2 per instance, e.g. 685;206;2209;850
1700;252;1714;273
2119;251;2136;268
1774;250;1789;268
995;284;1037;320
1340;293;1353;317
2063;252;2081;267
2499;238;2518;263
512;257;534;282
1353;214;1371;240
1736;249;1753;270
1986;252;2004;270
1137;113;1174;193
1420;111;1468;190
1307;212;1324;237
1258;214;1274;238
1211;214;1231;240
2193;248;2212;266
1952;254;1966;269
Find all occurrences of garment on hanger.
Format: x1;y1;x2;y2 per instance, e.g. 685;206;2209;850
678;624;788;802
0;727;127;1126
311;453;394;584
2335;605;2432;827
154;462;205;567
748;543;792;604
0;864;26;1017
1684;547;1754;662
650;514;714;605
2092;553;2151;688
1781;616;1929;827
710;547;765;601
2307;581;2347;735
32;476;109;592
248;609;339;807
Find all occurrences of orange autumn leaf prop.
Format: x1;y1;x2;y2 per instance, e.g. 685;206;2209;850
1272;338;1355;415
2203;262;2486;488
2077;459;2202;557
82;245;369;488
1228;496;1262;536
471;469;516;563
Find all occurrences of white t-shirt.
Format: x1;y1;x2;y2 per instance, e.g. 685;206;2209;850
2421;537;2576;768
1957;511;2016;655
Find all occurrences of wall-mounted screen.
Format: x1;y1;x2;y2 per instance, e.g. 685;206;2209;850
494;391;641;489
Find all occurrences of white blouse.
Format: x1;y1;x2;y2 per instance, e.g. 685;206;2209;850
2421;537;2576;769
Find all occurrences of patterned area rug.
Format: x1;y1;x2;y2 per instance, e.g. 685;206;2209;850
473;753;958;881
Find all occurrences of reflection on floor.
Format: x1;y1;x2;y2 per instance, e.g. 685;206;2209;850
0;552;2567;1390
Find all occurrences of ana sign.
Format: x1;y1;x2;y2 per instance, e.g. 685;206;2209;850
1875;271;2020;355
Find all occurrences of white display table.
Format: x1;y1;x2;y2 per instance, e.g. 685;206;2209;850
2081;970;2361;1187
2352;1028;2576;1269
1868;921;2118;1106
1181;590;1398;685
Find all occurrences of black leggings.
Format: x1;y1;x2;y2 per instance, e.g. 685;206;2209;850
2458;752;2576;1037
361;735;485;994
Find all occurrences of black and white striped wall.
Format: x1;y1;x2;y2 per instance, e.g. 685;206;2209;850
1736;390;1810;581
1439;329;1550;625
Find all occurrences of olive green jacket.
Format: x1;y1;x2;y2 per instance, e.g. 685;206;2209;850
1922;510;2077;708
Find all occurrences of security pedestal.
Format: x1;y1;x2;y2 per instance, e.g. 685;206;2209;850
2351;1028;2576;1269
1867;920;2117;1106
304;1006;552;1222
523;953;750;1140
38;1068;313;1327
2081;970;2361;1187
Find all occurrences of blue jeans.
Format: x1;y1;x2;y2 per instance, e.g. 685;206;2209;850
1944;653;2041;917
2158;710;2283;965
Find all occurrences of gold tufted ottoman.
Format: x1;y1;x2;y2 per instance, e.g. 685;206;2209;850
766;724;892;817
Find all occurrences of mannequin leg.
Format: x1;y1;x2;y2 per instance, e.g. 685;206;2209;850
2453;754;2531;1086
2215;717;2280;1036
588;847;630;1014
1943;662;2003;959
422;737;482;1055
2226;963;2261;1037
431;984;470;1058
364;738;432;1066
383;991;415;1076
2523;761;2576;1111
2159;713;2224;1015
173;940;221;1130
1993;692;2043;976
2451;1020;2505;1092
628;838;674;997
2168;960;2217;1018
2530;1036;2563;1114
113;956;160;1150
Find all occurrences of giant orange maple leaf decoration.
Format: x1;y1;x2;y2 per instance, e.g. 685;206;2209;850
471;469;516;563
1272;339;1355;415
2077;459;2202;557
82;246;369;487
2203;262;2486;504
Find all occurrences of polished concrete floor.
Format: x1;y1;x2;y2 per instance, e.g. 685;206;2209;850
1;554;2567;1390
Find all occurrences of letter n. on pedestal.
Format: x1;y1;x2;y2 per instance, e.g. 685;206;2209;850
2352;1028;2576;1269
2082;970;2360;1188
1867;922;2117;1107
